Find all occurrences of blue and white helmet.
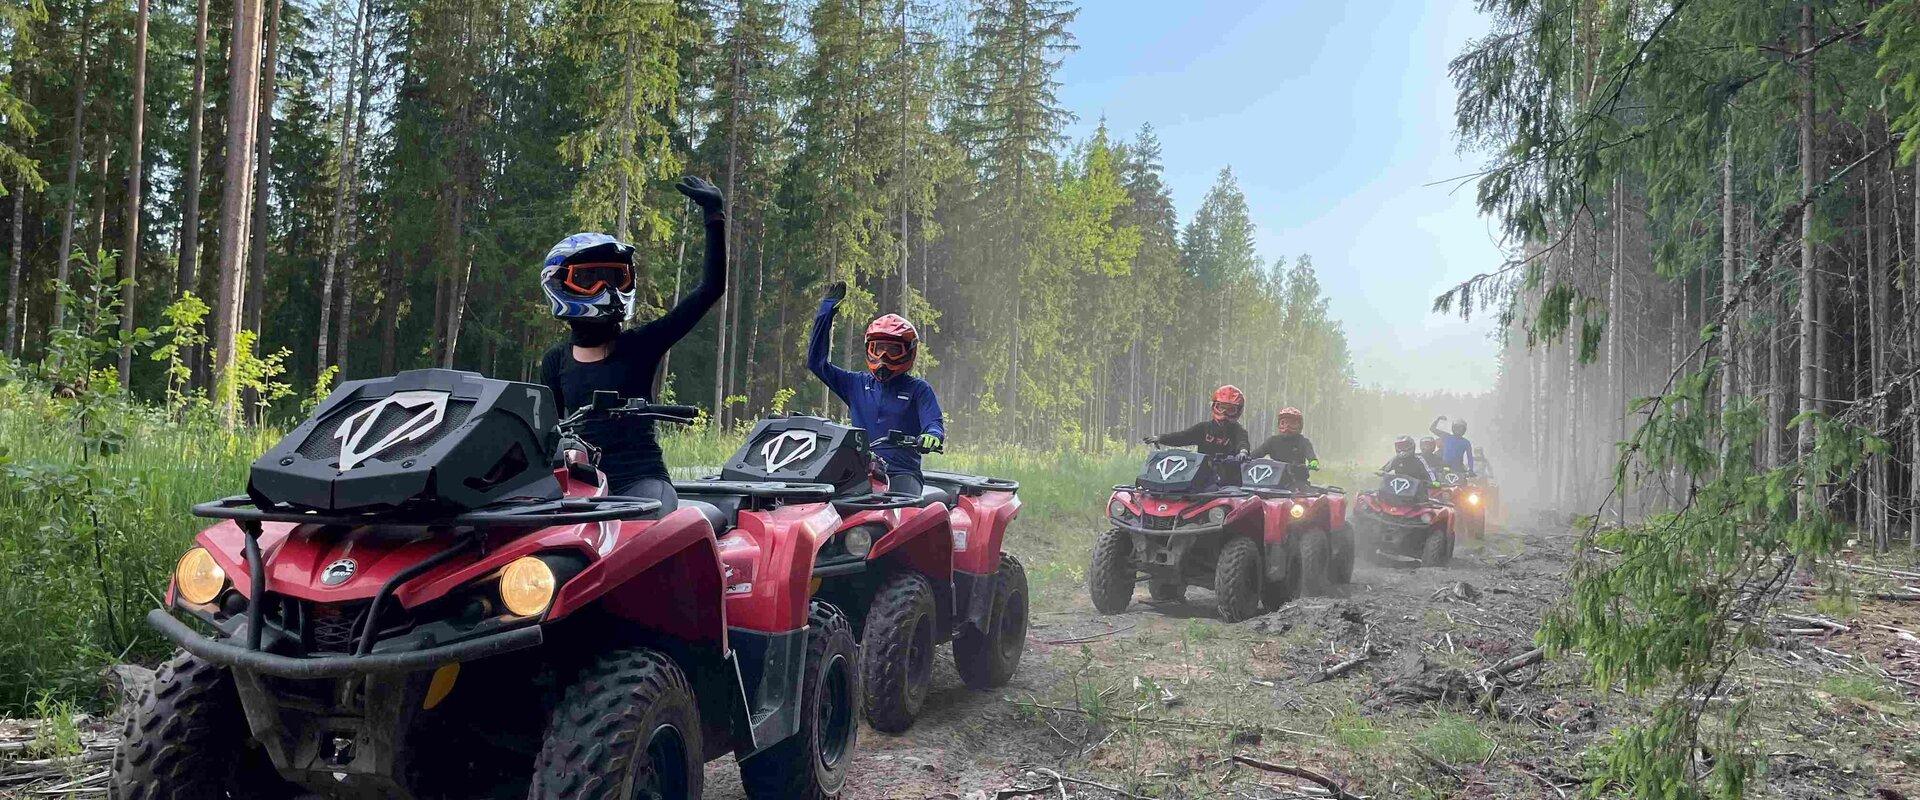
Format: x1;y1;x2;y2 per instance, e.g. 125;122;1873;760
540;232;636;320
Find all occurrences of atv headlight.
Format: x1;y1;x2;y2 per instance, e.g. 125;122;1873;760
1108;499;1131;522
175;547;227;606
500;557;557;617
843;527;874;558
1206;506;1228;525
1467;492;1482;506
1288;503;1306;520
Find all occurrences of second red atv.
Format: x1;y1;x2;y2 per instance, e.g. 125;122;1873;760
1351;470;1457;567
683;416;1028;734
1088;450;1345;622
113;370;858;800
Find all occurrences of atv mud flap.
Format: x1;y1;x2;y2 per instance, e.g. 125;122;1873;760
728;627;807;756
229;669;432;800
1113;523;1224;583
953;569;998;640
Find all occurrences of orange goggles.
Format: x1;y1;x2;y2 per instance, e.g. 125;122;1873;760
559;262;634;295
1211;401;1242;419
866;339;911;362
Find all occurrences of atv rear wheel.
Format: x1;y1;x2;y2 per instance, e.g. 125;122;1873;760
861;571;937;733
1297;529;1331;597
1421;526;1453;567
1087;529;1136;614
111;650;296;800
1147;579;1187;603
954;553;1028;690
1213;537;1263;622
1328;528;1355;584
741;601;858;800
530;647;703;800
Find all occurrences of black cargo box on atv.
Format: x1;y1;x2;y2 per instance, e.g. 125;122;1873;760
720;415;872;494
247;368;560;513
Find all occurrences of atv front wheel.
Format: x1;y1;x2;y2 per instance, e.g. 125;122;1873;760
531;647;703;800
1213;537;1263;622
112;650;296;800
1147;579;1187;603
861;571;937;733
1297;529;1331;597
1421;527;1453;567
741;601;858;800
1087;529;1136;614
955;553;1029;690
1328;527;1355;584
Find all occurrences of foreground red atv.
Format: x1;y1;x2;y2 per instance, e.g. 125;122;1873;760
1351;471;1456;566
1088;451;1346;622
113;370;857;800
684;416;1027;734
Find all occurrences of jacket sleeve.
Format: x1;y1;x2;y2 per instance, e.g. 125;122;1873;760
1465;443;1476;472
1250;436;1275;460
1302;437;1318;461
638;218;728;346
1155;421;1206;447
916;382;946;440
1429;417;1447;438
807;298;859;399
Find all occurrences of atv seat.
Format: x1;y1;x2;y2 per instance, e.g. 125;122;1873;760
679;498;732;533
918;485;953;507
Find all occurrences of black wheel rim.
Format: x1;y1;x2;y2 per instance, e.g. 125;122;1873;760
906;614;933;705
630;723;689;800
818;651;853;771
998;588;1027;662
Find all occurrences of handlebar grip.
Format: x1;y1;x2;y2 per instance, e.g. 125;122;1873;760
643;404;702;418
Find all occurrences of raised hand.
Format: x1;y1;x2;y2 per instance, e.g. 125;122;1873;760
823;280;847;303
675;176;725;217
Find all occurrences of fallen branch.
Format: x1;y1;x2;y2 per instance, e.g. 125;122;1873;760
1409;746;1464;780
1231;754;1365;800
1043;623;1137;645
1780;614;1849;633
1036;767;1155;800
1012;701;1325;739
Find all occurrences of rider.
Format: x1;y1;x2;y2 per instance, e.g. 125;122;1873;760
1146;386;1250;484
1429;416;1476;475
808;280;946;496
1251;406;1318;485
1417;436;1448;482
539;176;726;507
1381;435;1432;484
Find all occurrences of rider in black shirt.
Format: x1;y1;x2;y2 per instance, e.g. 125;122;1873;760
539;177;726;506
1250;406;1318;487
1147;385;1250;457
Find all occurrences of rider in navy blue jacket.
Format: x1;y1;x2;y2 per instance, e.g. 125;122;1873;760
808;281;947;494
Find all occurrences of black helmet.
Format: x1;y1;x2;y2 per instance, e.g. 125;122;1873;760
1451;419;1467;435
1393;435;1414;454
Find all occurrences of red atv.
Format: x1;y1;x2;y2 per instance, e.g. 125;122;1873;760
1351;470;1457;566
1088;451;1345;622
685;417;1027;734
113;370;858;800
1428;466;1488;540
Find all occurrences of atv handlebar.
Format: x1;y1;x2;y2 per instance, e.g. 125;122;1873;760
560;392;703;432
874;430;943;454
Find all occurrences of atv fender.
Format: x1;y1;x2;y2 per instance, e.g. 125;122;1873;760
949;490;1021;575
723;503;843;633
551;506;728;649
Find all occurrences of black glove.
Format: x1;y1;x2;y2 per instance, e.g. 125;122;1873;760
1143;436;1161;445
676;176;725;221
823;280;847;304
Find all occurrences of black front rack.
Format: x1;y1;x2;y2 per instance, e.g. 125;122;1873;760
189;494;664;655
671;480;837;501
922;470;1019;494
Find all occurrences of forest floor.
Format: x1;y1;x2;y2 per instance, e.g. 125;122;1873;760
6;509;1920;798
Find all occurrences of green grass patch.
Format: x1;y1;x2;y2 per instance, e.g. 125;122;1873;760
1820;675;1896;704
1327;707;1391;753
1413;713;1495;765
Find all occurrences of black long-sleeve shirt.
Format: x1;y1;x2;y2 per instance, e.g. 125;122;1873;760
1251;433;1316;465
541;217;726;488
1155;419;1249;457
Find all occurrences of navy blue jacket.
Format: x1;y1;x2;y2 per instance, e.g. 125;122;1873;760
808;298;946;476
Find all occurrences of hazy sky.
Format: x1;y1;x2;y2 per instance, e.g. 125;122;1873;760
1056;0;1505;395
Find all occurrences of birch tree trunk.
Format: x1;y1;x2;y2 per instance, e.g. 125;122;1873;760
177;0;211;299
315;0;372;371
117;0;153;385
1794;2;1817;508
52;2;92;332
243;0;283;333
5;188;22;355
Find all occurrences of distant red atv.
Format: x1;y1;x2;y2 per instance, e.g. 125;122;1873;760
113;371;858;800
1429;466;1488;540
1088;451;1347;622
1351;470;1456;566
685;417;1028;734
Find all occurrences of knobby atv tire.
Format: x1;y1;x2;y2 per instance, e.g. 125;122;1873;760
1421;525;1453;567
741;601;858;800
1213;537;1263;623
1147;579;1186;603
954;553;1028;690
1087;529;1136;614
530;647;703;800
860;571;937;733
112;649;295;800
1297;529;1331;597
1328;527;1355;584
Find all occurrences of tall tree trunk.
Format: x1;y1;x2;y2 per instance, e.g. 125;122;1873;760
117;0;153;386
5;189;22;356
715;14;743;423
211;0;268;405
1719;131;1736;419
315;0;372;371
52;1;92;331
378;242;400;374
1794;2;1817;508
896;0;911;312
177;0;211;300
243;0;283;334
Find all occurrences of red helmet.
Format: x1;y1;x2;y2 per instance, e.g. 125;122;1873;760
1276;406;1303;434
865;314;918;379
1210;385;1244;423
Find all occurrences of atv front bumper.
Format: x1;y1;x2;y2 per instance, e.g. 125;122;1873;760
148;608;544;678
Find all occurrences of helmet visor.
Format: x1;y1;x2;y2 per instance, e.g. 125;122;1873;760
1211;401;1242;421
561;262;635;296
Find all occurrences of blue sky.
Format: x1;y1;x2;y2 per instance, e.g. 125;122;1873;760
1056;0;1505;395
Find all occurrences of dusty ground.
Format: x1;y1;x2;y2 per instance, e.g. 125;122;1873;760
8;510;1920;798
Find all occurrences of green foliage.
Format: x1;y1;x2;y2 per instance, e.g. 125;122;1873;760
217;330;294;422
1412;713;1494;765
25;693;81;760
149;293;210;410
